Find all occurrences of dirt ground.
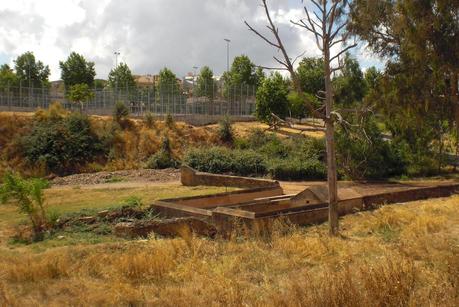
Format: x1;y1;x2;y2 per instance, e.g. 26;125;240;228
51;168;180;186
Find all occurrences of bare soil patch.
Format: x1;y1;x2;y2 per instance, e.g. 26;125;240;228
51;168;180;186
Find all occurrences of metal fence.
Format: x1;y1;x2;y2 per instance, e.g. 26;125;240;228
0;83;257;117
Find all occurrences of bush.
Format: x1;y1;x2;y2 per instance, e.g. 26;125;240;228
145;136;178;169
145;151;178;169
183;146;267;176
218;116;234;144
268;158;326;180
233;150;267;176
336;118;406;180
0;172;50;241
113;101;129;123
144;112;155;128
21;112;104;175
183;147;236;174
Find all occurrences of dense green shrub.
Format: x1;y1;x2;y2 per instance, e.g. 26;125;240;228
287;92;320;119
393;140;438;177
232;150;267;176
268;158;326;180
183;147;267;176
145;151;178;169
145;136;178;169
336;118;406;179
184;147;236;174
21;112;104;175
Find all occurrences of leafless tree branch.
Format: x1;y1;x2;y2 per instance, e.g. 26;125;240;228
330;43;358;63
256;65;288;71
244;21;280;49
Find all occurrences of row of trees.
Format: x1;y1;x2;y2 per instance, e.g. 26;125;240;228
0;52;50;90
255;53;373;121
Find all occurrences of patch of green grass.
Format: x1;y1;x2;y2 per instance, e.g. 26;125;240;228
376;224;401;243
0;183;235;249
105;176;125;183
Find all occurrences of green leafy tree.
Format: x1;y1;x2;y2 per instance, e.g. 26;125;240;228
59;52;96;89
157;67;180;94
196;66;216;99
94;79;107;90
364;66;382;92
334;53;367;106
297;57;325;95
107;63;136;90
0;172;49;240
14;52;50;88
0;64;18;90
223;55;260;97
350;0;459;164
67;83;94;112
229;55;258;86
255;67;266;87
256;72;289;122
157;68;182;113
288;91;319;119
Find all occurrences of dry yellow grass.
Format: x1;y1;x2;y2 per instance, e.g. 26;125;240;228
0;195;457;306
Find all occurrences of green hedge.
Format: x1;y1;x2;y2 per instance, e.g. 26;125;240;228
268;158;326;180
183;147;267;176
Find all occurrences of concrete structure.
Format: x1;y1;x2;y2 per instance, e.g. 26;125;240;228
149;167;459;235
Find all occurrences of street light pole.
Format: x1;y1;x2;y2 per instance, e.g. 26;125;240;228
114;51;120;68
192;66;198;95
224;38;231;72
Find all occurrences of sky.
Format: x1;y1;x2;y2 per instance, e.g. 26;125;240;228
0;0;384;81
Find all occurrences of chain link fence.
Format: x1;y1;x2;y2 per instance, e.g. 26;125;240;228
0;82;257;118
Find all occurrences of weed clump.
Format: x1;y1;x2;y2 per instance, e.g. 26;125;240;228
218;116;234;144
143;112;155;128
113;101;129;123
145;136;178;169
0;172;50;241
165;113;175;129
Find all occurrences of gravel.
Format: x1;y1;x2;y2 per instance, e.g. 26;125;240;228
52;169;180;186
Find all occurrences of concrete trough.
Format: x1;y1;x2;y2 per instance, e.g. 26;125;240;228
150;167;459;235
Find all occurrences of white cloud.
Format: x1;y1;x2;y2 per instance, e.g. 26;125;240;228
0;0;384;80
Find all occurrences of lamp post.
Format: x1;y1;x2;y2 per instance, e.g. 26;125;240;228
114;51;120;68
192;66;198;96
224;38;231;72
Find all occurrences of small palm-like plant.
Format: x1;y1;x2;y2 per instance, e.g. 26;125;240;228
0;172;50;241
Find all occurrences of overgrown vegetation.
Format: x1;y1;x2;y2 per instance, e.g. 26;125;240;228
0;195;457;305
21;105;104;175
0;172;50;241
145;135;178;169
113;101;129;124
184;129;326;180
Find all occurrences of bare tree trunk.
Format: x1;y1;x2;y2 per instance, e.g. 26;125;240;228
452;72;459;171
246;0;355;236
324;43;339;235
